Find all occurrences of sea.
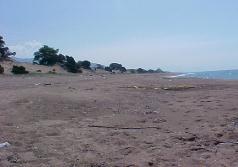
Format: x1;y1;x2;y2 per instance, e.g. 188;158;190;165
172;70;238;80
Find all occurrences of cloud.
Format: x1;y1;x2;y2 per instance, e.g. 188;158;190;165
9;40;42;58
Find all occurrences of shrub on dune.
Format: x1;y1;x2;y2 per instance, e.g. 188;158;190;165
0;65;4;74
11;65;29;74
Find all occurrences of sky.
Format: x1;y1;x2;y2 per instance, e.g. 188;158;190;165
1;0;238;72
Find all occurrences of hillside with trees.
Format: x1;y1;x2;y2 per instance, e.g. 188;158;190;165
33;46;95;73
0;35;164;75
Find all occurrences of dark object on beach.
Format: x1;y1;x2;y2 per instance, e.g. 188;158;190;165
7;154;19;163
11;65;29;74
44;83;52;86
48;70;56;74
0;65;4;74
148;162;154;166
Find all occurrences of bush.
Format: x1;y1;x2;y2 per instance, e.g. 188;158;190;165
105;66;112;72
108;63;127;73
0;65;4;74
95;64;104;70
109;63;122;70
120;67;127;73
147;69;155;73
128;69;136;74
11;65;29;74
155;68;164;73
78;60;91;69
137;68;147;74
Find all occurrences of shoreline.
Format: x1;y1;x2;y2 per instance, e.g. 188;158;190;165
168;71;238;81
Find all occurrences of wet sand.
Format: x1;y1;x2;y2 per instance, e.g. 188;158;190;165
0;73;238;167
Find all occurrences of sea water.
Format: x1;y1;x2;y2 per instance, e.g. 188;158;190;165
173;70;238;80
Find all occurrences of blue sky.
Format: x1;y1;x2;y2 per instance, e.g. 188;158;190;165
1;0;238;72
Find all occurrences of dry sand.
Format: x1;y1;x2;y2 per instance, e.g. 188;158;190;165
0;73;238;167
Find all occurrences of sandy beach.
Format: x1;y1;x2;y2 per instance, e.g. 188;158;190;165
0;73;238;167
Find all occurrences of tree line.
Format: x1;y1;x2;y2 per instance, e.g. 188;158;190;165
0;35;163;74
33;45;91;73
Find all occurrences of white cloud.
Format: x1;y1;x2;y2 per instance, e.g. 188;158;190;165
9;40;42;58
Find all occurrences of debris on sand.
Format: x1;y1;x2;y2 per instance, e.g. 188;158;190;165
68;86;76;90
88;125;161;130
174;134;198;142
34;83;53;86
148;161;154;166
144;110;160;115
121;85;195;91
0;142;10;148
162;85;195;91
7;154;20;163
44;83;52;86
120;86;160;90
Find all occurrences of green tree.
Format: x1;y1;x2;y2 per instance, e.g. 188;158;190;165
57;54;66;64
0;35;16;60
33;45;59;65
109;63;127;73
109;63;122;70
65;56;78;73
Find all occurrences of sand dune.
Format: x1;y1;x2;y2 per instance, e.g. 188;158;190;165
0;60;67;74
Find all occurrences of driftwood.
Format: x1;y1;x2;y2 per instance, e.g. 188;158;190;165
88;125;160;130
218;141;238;145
